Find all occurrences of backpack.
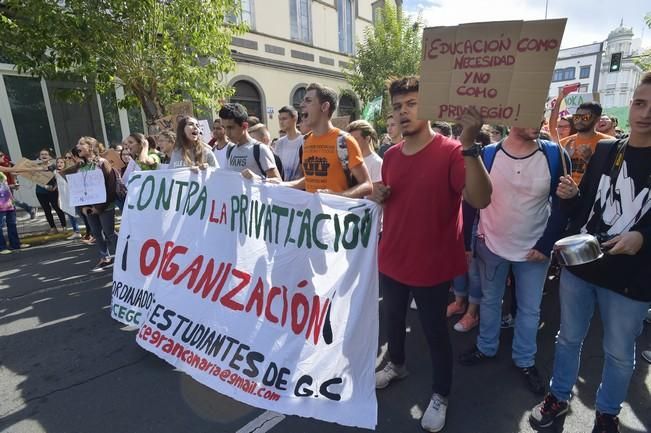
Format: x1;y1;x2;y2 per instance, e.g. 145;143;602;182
227;143;284;179
482;139;565;194
299;130;358;188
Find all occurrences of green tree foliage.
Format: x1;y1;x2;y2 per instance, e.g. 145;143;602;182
0;0;245;124
633;13;651;71
345;2;422;106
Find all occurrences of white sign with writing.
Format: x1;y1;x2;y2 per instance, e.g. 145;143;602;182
67;169;107;207
111;169;380;429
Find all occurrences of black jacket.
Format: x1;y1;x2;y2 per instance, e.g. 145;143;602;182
562;139;651;302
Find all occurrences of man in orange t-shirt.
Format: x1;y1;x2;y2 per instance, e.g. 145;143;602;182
560;102;613;184
283;83;372;198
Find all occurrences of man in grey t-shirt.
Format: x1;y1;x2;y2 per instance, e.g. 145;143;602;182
219;103;281;180
226;138;276;178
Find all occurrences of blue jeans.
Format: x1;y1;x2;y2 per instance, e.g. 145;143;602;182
476;238;550;367
453;255;482;304
550;270;650;415
86;209;117;259
0;210;20;250
66;213;79;233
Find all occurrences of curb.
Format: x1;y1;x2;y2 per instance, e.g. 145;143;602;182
21;224;122;246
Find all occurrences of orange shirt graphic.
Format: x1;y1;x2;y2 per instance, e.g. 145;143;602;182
302;128;364;193
560;132;613;184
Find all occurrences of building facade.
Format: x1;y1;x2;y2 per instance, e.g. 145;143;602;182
226;0;375;137
0;0;376;206
547;23;645;113
548;42;603;99
598;25;644;109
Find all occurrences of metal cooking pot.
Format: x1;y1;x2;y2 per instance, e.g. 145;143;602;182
553;234;604;266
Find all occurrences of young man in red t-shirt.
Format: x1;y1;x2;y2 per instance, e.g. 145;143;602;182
370;76;492;432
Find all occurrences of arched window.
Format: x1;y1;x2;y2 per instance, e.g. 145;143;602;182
292;86;306;112
338;93;358;120
231;80;263;122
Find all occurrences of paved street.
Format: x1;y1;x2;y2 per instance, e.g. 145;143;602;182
0;240;649;433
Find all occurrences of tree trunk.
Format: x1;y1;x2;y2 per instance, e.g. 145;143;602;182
131;84;165;135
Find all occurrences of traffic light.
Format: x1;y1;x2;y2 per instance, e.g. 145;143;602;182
609;52;622;72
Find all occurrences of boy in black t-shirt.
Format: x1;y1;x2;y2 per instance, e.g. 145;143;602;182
530;72;651;433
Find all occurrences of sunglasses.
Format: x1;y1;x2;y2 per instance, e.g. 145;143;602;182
572;114;593;121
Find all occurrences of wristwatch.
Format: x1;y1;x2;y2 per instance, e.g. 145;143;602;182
461;143;482;158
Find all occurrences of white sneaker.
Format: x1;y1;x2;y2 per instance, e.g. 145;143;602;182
375;362;408;389
421;393;448;432
68;232;82;240
410;298;418;310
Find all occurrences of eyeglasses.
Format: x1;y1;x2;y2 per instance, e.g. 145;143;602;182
572;114;593;121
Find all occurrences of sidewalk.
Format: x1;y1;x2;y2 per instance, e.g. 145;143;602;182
11;209;121;246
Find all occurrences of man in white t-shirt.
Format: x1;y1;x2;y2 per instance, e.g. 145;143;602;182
459;125;569;397
274;105;304;181
346;120;383;183
209;118;230;168
219;103;281;180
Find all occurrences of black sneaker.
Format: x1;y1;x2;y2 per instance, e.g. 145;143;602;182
459;346;495;366
592;411;620;433
529;393;569;429
92;257;114;272
520;365;546;395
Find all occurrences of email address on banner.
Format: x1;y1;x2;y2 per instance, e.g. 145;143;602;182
137;324;281;402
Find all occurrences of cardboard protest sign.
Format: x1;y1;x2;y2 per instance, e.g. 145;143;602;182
14;159;54;186
111;170;380;429
331;116;351;130
151;115;176;135
66;169;107;206
419;19;567;128
168;101;194;118
101;149;126;170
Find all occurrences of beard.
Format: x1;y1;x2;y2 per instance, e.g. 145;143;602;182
575;123;596;133
401;120;427;137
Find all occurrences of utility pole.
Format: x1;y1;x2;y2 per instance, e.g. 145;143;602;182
545;0;549;19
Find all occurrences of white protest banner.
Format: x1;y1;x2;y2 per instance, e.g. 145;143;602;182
55;173;76;216
111;169;380;429
121;159;138;184
198;119;211;141
66;169;107;207
419;19;567;127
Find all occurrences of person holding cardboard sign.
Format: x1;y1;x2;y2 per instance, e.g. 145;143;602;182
370;76;491;433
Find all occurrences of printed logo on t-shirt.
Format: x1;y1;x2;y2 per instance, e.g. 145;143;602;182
567;141;594;177
303;156;330;177
230;155;247;168
583;161;651;236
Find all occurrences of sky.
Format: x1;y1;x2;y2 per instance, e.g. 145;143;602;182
403;0;651;49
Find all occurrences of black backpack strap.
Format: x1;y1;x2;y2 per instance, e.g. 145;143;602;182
226;143;234;160
253;144;266;177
